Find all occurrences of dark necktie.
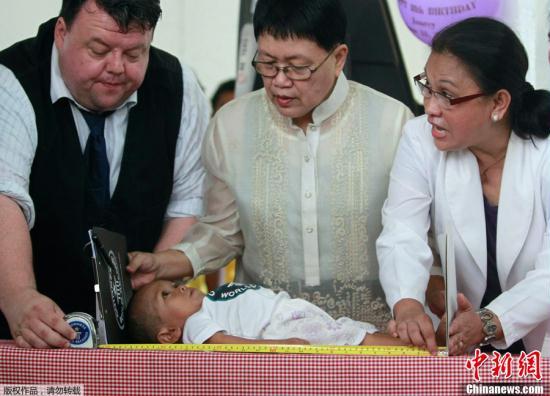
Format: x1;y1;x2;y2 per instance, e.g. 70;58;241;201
80;109;112;216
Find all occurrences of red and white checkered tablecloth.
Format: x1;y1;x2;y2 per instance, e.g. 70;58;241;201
0;340;547;395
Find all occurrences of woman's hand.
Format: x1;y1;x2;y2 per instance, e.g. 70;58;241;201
447;293;486;355
388;298;438;355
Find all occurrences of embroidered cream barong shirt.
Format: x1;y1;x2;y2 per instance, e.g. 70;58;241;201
175;74;413;328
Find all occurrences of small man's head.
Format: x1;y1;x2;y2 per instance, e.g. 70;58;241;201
126;280;205;344
211;79;236;115
55;0;161;112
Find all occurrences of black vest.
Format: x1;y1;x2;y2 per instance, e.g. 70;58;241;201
0;19;183;337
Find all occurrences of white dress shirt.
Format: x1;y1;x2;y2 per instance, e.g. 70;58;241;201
377;115;550;351
0;45;209;228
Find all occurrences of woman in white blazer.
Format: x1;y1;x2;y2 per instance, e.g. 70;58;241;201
377;17;550;355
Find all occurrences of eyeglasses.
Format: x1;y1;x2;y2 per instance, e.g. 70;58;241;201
252;46;337;81
413;73;485;108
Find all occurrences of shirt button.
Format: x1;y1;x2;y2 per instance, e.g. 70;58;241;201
304;155;310;162
306;227;314;233
310;126;317;131
305;192;312;199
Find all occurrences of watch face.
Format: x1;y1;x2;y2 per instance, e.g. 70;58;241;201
478;309;497;337
485;323;497;336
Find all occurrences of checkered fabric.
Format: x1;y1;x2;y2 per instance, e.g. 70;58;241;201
0;341;547;395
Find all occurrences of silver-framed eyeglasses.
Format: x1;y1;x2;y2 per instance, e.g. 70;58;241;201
252;46;338;81
414;72;485;108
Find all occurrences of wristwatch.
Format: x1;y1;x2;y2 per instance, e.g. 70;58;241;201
476;308;497;346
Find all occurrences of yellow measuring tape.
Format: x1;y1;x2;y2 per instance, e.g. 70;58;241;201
100;343;446;356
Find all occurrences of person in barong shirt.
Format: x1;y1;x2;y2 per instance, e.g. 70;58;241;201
128;0;412;329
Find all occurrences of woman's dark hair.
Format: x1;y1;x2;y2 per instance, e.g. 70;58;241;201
253;0;346;52
432;17;550;139
60;0;162;32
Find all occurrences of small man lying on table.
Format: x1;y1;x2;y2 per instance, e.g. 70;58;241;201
126;280;407;346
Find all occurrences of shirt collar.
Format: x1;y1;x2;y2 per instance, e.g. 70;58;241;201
50;44;138;110
266;72;350;131
311;72;348;125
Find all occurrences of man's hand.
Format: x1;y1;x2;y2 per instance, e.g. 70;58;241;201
126;249;193;289
127;251;160;289
388;298;438;355
3;288;75;349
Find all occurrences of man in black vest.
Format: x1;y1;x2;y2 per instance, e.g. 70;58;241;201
0;0;209;348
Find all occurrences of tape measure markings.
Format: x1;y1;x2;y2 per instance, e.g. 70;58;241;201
100;343;446;356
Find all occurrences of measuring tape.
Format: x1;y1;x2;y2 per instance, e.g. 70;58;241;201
100;343;446;356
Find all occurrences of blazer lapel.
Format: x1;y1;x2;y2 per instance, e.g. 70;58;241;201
445;150;487;275
497;134;534;287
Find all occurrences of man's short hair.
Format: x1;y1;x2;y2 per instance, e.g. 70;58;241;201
253;0;346;52
60;0;162;32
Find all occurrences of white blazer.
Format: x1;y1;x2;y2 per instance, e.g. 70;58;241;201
377;115;550;352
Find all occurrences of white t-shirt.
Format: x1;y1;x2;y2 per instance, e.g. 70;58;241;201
183;283;284;344
182;283;377;345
